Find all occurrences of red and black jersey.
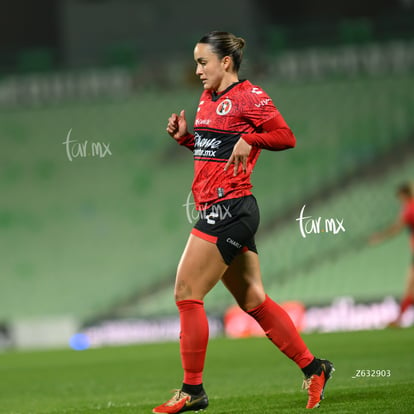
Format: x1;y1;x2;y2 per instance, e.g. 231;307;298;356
177;79;295;210
401;199;414;251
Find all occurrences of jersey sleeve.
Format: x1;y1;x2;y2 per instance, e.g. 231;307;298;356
241;84;296;151
241;85;279;128
176;133;195;151
242;115;296;151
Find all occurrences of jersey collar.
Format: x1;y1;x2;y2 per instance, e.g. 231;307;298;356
211;79;246;102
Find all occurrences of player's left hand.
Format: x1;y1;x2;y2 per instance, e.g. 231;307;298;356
224;138;252;176
368;233;382;245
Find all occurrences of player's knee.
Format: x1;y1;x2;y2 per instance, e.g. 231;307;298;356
240;301;260;312
174;288;186;302
174;279;193;301
238;290;266;312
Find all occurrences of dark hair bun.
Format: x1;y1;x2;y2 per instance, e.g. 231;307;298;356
236;37;246;49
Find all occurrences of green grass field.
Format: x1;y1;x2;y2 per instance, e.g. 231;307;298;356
1;328;414;413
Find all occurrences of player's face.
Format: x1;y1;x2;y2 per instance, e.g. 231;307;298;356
194;43;228;91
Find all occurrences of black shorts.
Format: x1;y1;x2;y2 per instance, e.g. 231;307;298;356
192;195;260;265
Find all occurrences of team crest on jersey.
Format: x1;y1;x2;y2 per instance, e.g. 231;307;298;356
216;98;232;116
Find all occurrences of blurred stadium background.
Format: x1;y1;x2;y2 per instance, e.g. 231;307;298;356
1;0;414;350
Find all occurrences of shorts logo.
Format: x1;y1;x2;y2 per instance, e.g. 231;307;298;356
206;211;219;225
226;237;242;249
182;192;232;224
216;99;232;116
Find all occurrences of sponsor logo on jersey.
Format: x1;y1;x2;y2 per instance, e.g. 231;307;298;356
195;118;211;126
197;100;205;112
194;132;222;157
251;87;263;95
216;98;232;116
194;132;221;149
255;98;272;108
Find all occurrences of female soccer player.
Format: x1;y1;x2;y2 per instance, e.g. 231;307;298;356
153;31;334;413
370;183;414;326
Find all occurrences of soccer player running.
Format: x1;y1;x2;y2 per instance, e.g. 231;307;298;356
153;31;334;413
370;183;414;326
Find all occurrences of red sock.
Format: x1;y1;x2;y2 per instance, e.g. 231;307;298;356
247;295;314;369
176;299;209;385
399;295;414;317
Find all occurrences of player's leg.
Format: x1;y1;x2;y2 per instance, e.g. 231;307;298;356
153;234;228;414
174;233;228;301
175;233;227;390
395;262;414;324
221;250;334;409
221;250;314;367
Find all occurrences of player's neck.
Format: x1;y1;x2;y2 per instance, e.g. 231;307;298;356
216;74;239;93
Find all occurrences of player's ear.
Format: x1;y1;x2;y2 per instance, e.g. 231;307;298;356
222;56;232;71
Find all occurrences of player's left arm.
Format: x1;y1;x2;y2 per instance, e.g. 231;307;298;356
223;116;296;177
241;86;296;151
242;114;296;151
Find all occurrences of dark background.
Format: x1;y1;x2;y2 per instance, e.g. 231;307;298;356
1;0;413;72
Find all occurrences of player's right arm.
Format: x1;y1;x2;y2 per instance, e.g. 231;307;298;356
166;109;194;150
369;219;405;245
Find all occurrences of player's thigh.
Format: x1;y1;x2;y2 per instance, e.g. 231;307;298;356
175;234;228;301
221;250;265;311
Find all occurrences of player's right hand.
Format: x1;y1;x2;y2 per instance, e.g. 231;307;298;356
166;109;188;140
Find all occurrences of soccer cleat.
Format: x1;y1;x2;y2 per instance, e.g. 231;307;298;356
302;359;335;409
152;389;209;413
